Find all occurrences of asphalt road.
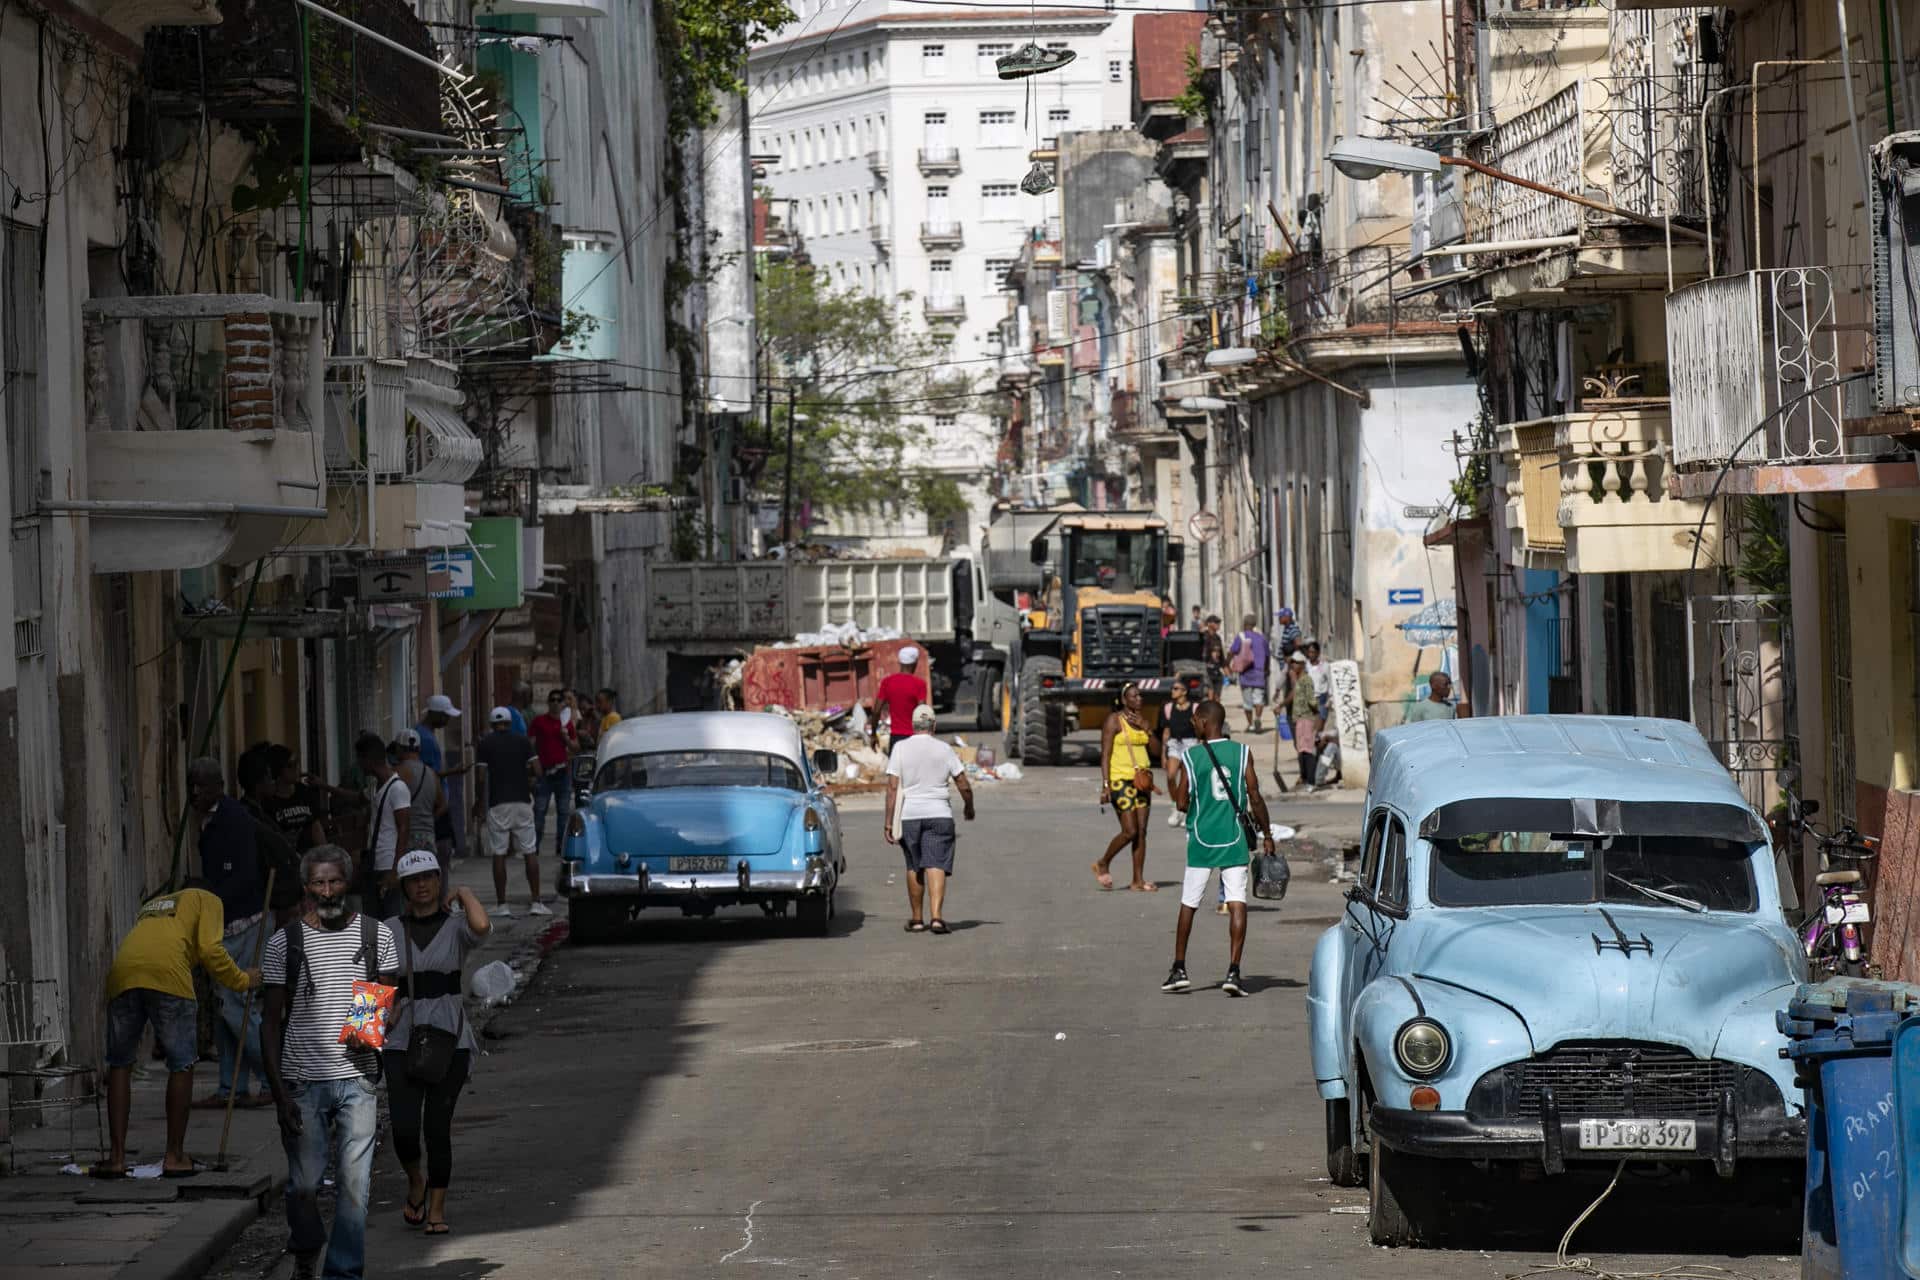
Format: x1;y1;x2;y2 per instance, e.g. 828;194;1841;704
215;732;1803;1279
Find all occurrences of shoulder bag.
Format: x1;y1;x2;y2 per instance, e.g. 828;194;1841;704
1194;743;1290;900
401;916;459;1085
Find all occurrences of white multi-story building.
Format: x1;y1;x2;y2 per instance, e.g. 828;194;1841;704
748;2;1137;550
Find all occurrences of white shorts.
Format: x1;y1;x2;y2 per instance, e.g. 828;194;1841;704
1239;684;1268;709
485;801;537;857
1182;863;1249;908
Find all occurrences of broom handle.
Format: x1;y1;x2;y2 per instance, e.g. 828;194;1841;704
214;868;276;1167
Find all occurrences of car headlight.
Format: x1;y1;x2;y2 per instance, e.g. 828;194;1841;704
1394;1019;1450;1077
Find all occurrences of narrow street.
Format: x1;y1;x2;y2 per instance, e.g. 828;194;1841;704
218;735;1800;1279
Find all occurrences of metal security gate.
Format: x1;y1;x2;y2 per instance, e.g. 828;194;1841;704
1687;593;1795;809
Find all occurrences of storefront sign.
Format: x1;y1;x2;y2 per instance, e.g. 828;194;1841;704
445;517;525;612
359;555;432;603
427;550;476;600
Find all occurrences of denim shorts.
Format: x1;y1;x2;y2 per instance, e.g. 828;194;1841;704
105;988;199;1073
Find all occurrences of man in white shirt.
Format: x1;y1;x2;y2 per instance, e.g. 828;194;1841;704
355;732;410;917
883;704;975;935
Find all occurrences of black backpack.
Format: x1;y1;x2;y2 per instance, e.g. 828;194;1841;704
281;914;382;1019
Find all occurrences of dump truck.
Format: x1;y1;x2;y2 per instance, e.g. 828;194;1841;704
645;558;1007;725
982;507;1204;765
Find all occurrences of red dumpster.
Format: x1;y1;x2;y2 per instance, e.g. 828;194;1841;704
738;638;917;713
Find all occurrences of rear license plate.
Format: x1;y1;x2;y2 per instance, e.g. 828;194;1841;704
668;856;731;873
1577;1119;1697;1151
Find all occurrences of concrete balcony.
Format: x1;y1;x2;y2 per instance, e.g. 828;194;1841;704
920;221;965;250
870;224;892;254
867;150;890;180
75;295;329;573
917;147;962;177
1499;420;1566;571
1554;405;1721;573
1666;266;1895;495
924;296;967;322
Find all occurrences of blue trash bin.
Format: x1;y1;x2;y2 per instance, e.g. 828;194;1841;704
1779;978;1920;1279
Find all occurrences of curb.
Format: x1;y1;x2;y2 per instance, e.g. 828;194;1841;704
118;1200;259;1280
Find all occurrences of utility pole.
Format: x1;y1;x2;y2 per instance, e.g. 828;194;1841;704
779;381;798;548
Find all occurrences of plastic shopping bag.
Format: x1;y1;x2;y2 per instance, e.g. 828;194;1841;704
338;980;397;1050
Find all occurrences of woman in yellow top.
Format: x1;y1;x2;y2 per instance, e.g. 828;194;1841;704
1094;682;1161;892
99;884;260;1178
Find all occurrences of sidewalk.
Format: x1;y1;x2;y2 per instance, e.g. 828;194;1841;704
0;852;567;1280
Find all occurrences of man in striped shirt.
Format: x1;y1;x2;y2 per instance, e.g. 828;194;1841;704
261;846;401;1280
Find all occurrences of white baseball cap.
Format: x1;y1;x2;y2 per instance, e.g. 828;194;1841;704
425;694;461;717
911;704;937;730
394;728;422;750
898;645;921;665
489;706;513;724
396;849;441;880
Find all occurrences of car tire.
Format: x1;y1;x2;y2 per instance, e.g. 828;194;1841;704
1368;1140;1438;1247
797;892;832;936
1326;1099;1364;1187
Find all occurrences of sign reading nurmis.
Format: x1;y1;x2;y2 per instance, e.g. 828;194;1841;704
1187;510;1221;544
445;517;524;613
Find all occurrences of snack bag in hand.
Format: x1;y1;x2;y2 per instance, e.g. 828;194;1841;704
338;980;397;1049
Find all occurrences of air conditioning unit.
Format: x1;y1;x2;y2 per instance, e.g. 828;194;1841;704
1871;131;1920;412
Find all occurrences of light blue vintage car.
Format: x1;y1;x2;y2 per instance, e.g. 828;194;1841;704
1309;715;1806;1246
560;711;845;942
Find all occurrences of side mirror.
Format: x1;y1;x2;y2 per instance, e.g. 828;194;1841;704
813;748;839;776
1167;542;1185;566
1029;537;1049;566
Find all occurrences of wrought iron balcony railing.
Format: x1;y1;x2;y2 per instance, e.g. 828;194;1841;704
1464;10;1719;245
1277;246;1445;341
1667;265;1878;471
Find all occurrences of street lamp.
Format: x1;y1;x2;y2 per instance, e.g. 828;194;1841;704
1204;347;1260;370
1324;135;1707;243
1180;396;1231;411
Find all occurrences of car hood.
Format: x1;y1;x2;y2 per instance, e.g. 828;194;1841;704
1405;904;1803;1059
594;788;801;858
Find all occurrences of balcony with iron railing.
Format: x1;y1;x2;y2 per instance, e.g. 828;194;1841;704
1277;246;1447;342
145;0;443;162
1665;265;1896;494
1460;11;1718;280
917;147;962;177
921;221;965;249
78;296;329;573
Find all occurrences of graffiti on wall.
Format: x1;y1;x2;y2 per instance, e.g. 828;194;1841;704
1327;659;1368;760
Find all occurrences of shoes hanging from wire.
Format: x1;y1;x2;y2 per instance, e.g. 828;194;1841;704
996;41;1075;79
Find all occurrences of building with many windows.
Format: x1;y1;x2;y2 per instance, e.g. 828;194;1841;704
748;2;1139;550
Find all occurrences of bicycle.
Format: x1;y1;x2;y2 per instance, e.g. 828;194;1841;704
1787;796;1881;978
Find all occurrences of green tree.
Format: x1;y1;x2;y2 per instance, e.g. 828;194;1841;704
757;260;972;536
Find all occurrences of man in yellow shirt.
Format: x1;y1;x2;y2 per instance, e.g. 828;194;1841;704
594;686;623;739
99;884;259;1178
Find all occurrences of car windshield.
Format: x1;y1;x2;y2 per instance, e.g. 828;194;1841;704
1067;530;1161;591
595;750;805;793
1429;833;1758;912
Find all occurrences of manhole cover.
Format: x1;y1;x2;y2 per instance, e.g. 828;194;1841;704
740;1037;919;1054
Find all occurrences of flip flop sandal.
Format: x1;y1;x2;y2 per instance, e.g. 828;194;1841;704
424;1222;451;1235
404;1198;427;1227
929;919;950;935
88;1166;129;1180
904;921;928;933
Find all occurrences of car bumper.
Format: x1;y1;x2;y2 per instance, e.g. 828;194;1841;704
560;859;834;900
1368;1107;1806;1176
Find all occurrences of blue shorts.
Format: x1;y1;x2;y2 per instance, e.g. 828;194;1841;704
900;818;956;875
105;988;199;1073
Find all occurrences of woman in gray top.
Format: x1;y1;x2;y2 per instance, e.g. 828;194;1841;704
384;850;491;1235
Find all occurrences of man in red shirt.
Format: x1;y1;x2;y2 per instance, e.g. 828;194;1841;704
528;688;578;857
871;646;931;756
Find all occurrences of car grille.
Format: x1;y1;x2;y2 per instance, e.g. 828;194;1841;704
1475;1044;1739;1121
1079;606;1161;676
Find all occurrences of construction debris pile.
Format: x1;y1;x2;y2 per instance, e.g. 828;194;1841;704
770;620;904;648
758;704;1024;788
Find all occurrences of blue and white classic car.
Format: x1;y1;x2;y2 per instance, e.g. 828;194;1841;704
560;711;845;941
1308;715;1806;1246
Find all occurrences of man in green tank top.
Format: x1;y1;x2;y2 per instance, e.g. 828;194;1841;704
1162;700;1274;995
